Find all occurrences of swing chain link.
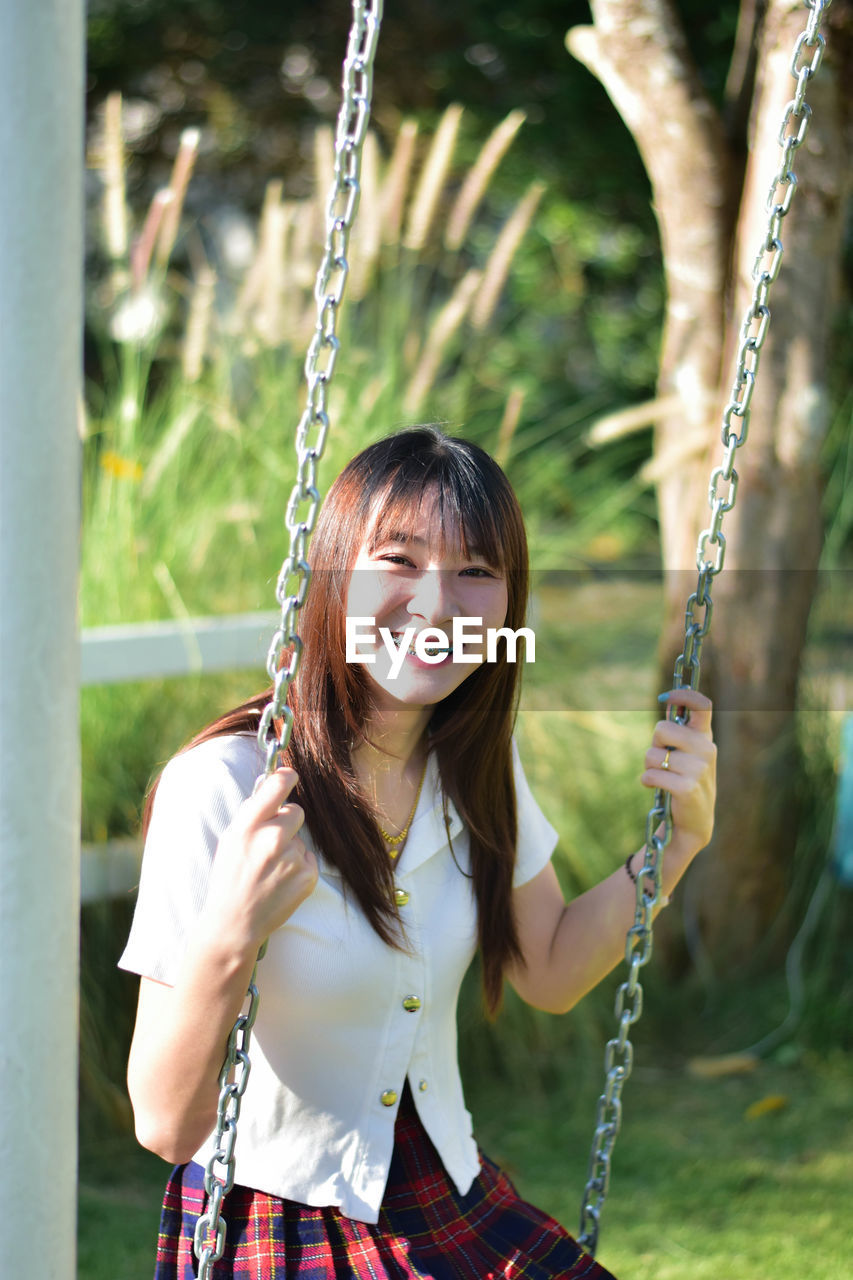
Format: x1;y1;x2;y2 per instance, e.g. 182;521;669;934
578;0;832;1256
193;961;263;1271
258;0;383;777
193;3;384;1274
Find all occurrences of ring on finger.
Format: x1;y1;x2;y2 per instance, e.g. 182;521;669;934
661;748;672;771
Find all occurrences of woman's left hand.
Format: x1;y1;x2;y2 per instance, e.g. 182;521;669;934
641;688;717;857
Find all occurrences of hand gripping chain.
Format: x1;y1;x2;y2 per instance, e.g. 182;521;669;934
577;0;833;1257
192;3;384;1273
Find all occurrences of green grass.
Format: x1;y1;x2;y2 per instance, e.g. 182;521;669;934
77;1050;853;1279
472;1050;853;1280
78;1136;166;1280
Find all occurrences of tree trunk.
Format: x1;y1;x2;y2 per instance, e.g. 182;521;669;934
568;0;851;976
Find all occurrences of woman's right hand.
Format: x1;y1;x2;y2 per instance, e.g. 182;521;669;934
200;767;318;954
128;767;317;1161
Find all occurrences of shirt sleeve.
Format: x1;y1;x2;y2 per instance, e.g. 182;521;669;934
511;738;560;888
118;735;259;985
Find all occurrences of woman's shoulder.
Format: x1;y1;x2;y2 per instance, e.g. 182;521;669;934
155;732;264;817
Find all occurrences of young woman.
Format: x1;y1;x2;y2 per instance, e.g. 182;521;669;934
121;427;716;1279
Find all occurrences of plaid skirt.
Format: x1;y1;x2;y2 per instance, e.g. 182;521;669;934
154;1086;616;1280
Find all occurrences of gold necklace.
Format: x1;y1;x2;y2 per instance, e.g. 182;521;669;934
377;758;428;859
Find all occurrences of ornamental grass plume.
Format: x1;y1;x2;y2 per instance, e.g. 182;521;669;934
130;189;172;292
472;180;546;331
182;265;218;382
155;127;201;268
380;119;418;248
444;109;527;253
102;92;128;265
348;131;382;301
287;201;321;350
278;200;318;348
96;93;534;369
233;180;283;333
403;268;482;415
90;96;540;524
113;180;170;343
289;196;318;292
313;126;335;239
494;385;525;469
255;198;289;347
403;104;464;252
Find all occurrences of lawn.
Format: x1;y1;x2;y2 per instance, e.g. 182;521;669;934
78;1050;852;1279
473;1051;852;1280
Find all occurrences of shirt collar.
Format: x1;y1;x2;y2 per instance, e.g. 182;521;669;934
395;751;464;878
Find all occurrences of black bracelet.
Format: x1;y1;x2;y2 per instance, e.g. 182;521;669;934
626;854;671;907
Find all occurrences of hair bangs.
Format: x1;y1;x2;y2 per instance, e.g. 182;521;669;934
365;446;510;573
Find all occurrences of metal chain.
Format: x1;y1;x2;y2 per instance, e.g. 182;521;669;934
192;3;384;1273
193;966;262;1273
577;0;832;1257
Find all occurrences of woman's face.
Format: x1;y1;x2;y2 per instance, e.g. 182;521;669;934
345;488;509;715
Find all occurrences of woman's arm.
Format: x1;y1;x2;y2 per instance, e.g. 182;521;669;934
126;768;317;1162
507;688;716;1015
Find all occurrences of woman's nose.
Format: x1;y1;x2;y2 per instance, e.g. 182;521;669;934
406;569;458;626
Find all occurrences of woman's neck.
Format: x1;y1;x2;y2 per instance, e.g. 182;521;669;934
351;705;431;789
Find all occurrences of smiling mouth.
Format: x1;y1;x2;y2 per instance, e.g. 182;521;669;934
390;632;452;658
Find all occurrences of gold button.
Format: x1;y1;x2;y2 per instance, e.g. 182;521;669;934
402;995;421;1013
418;1079;428;1092
380;1089;398;1108
394;888;410;907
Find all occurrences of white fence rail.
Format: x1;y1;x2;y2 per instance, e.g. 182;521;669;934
81;610;279;686
81;610;276;902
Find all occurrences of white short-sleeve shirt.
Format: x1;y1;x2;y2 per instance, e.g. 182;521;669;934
120;733;558;1223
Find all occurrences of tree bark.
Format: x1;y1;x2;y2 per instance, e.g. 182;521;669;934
568;0;851;976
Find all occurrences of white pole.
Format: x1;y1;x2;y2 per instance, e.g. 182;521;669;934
0;1;83;1276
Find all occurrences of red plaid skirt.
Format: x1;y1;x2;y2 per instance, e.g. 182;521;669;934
154;1086;616;1279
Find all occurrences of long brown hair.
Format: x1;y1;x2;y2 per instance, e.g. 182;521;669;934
145;427;530;1012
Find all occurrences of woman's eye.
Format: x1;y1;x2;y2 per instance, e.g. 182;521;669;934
380;553;414;567
461;566;495;578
